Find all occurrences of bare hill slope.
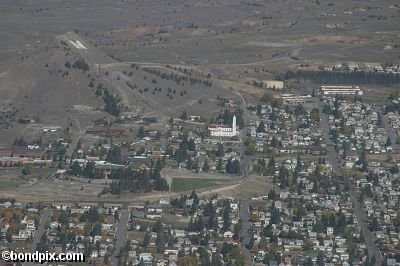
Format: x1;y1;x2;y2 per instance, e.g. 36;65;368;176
0;32;240;143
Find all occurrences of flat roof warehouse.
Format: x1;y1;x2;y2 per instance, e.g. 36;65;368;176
320;85;363;95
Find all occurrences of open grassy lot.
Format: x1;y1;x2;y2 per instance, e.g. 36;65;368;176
171;177;228;192
0;179;22;190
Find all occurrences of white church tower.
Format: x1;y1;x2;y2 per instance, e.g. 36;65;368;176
232;115;237;136
207;114;238;137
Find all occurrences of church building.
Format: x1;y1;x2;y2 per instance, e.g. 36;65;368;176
208;115;238;137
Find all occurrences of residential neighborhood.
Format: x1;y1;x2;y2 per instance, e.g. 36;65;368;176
0;89;400;266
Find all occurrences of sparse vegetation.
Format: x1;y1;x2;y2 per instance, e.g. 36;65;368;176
72;57;89;72
102;88;123;116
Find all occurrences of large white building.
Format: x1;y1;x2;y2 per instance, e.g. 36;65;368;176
281;93;312;104
320;85;363;95
208;116;237;137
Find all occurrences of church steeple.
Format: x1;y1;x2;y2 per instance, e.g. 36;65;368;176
232;115;237;135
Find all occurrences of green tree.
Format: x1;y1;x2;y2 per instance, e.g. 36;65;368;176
310;108;320;122
222;200;231;230
211;253;223;266
180;111;188;120
22;165;32;175
71;161;82;176
102;88;122;116
156;232;165;253
142;232;150;247
233;222;242;240
266;157;276;175
202;158;210;172
216;158;223;171
106;146;122;164
137;126;145;139
216;143;225;157
92;222;102;236
257;121;265;133
199;247;210;266
87;208;100;223
386;136;392;147
316;252;324;266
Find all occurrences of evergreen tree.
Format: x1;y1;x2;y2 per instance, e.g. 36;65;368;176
247;234;255;249
278;163;288;189
316;252;325;266
202;158;210;172
188;217;194;232
257;121;265;133
186;157;193;170
216;143;225;157
386;136;392;147
102;88;122;116
137;126;145;139
106;146;122;164
216;158;223;171
188;138;196;151
156;232;165;253
222;201;231;230
266;157;275;175
211;253;223;266
180;111;188;120
196;217;204;232
71;161;82;176
142;232;150;247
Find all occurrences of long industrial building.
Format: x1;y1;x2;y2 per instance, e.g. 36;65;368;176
320;85;363;95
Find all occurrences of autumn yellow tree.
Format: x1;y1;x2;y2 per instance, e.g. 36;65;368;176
177;256;198;266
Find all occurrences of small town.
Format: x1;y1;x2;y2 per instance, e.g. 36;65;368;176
0;84;399;266
1;1;400;265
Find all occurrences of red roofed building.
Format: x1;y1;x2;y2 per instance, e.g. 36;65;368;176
208;115;237;137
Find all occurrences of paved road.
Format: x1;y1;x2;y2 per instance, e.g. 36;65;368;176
377;108;399;151
317;102;341;171
236;93;253;264
318;101;382;264
237;92;250;180
239;200;251;253
32;208;51;252
350;191;382;262
111;210;130;266
24;208;52;266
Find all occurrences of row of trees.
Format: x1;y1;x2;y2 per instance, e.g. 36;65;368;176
171;193;235;234
211;109;244;129
106;159;169;194
142;67;213;87
70;157;169;192
225;158;241;175
253;157;276;176
286;70;400;85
